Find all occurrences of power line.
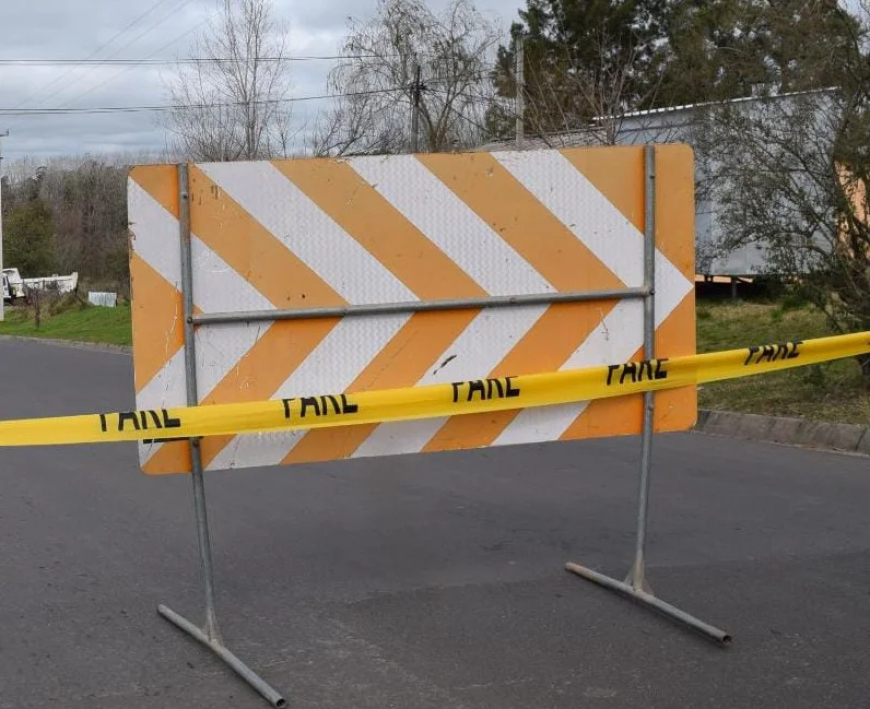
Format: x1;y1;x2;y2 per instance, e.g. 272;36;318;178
0;88;409;117
0;55;385;66
425;87;501;136
56;0;202;109
11;0;181;109
0;76;482;118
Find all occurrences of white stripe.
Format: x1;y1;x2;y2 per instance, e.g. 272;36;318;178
136;347;187;467
128;179;182;290
495;300;642;446
654;252;694;329
559;300;644;372
197;162;415;305
492;151;645;287
348;155;553;296
207;314;411;470
352;305;546;458
489;402;593;448
191;235;274;315
135;238;274;470
350;417;450;460
128;178;184;470
194;323;274;405
189;235;277;401
494;263;693;448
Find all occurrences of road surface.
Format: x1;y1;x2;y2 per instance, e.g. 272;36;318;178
0;338;868;708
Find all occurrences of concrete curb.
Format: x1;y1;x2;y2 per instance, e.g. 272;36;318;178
0;335;131;355
695;409;870;456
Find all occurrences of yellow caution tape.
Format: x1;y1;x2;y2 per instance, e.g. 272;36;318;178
2;331;869;447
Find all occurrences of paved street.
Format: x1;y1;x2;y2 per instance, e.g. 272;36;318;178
0;338;868;709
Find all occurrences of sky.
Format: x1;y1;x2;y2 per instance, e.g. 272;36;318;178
0;0;519;162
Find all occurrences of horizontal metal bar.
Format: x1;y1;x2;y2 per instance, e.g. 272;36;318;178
565;562;732;645
191;287;649;326
158;604;286;708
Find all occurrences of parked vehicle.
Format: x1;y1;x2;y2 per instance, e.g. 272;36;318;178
2;267;79;303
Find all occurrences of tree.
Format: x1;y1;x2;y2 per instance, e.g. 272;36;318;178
489;0;860;144
163;0;293;161
489;0;672;141
312;0;502;156
696;1;870;367
3;153;148;290
659;0;859;105
5;200;56;278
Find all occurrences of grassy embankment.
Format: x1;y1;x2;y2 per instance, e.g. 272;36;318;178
697;298;870;424
1;296;868;424
0;303;132;347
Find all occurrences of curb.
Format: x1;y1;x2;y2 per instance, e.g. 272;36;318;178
0;335;131;355
695;409;870;456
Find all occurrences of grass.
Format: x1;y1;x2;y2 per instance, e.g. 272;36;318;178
0;303;132;347
697;299;870;425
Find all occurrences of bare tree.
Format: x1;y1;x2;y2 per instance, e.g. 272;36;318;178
696;2;870;366
312;0;502;156
523;37;668;147
162;0;293;161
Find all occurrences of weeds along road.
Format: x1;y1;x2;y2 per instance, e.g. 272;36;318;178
1;337;869;709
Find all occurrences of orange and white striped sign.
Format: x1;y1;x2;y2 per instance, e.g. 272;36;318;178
128;145;696;475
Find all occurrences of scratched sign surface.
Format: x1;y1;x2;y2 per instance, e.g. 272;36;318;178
127;145;696;474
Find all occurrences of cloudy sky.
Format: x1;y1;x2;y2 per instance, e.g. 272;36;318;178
0;0;519;161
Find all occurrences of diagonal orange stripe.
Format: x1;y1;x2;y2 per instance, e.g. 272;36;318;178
273;160;486;300
187;165;350;470
282;310;479;465
416;153;626;293
189;166;346;309
198;318;341;469
141;441;190;476
422;300;620;452
649;145;695;280
130;254;184;393
562;145;695;280
130;165;178;218
559;292;696;441
559;146;645;232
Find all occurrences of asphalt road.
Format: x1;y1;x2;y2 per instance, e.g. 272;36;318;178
1;338;869;709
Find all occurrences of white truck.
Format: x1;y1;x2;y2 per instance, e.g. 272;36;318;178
2;267;79;303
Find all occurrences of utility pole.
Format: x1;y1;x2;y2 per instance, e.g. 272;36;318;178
0;130;8;322
410;64;422;153
515;36;525;150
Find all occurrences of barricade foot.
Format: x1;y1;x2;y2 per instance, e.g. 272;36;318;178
158;604;286;708
564;562;732;645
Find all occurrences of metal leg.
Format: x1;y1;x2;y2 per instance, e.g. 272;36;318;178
158;441;287;708
159;163;286;707
563;411;731;645
565;145;731;646
564;563;731;643
626;390;655;594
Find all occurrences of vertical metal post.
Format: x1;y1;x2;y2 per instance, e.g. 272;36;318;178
565;145;730;645
158;164;286;708
0;129;8;323
515;36;524;150
626;144;657;592
176;163;221;641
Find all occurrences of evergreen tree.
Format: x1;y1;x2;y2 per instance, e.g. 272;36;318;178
6;199;56;277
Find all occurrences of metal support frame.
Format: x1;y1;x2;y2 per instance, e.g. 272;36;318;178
191;286;649;326
157;164;287;709
565;146;731;645
147;148;723;708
